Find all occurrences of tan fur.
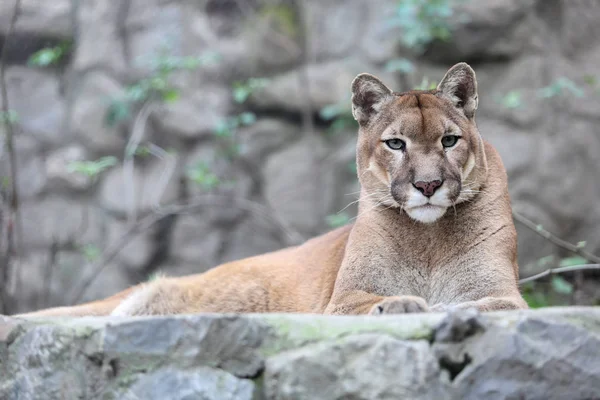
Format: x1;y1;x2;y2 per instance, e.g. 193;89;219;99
17;63;527;318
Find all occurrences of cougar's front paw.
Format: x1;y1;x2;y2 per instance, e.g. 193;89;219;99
369;296;429;315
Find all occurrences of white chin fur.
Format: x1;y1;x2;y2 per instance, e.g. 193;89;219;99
405;205;447;224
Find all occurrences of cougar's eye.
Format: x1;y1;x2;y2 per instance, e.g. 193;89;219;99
441;135;459;148
385;139;406;151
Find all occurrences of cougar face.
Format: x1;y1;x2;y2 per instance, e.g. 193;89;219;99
351;63;486;223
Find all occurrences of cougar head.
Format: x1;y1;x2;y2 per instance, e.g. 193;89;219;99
351;63;487;224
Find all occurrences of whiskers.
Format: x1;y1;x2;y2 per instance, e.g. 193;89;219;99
349;193;399;222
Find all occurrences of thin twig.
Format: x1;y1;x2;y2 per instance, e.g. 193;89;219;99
146;142;177;212
519;264;600;284
512;211;600;263
0;0;23;314
69;195;305;303
124;102;155;226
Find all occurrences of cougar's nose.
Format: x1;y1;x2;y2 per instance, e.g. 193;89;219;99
413;180;443;197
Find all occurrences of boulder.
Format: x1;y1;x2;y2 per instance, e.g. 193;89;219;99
1;308;599;399
0;0;72;39
4;67;67;146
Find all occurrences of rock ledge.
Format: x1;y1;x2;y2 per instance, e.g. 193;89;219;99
1;307;599;399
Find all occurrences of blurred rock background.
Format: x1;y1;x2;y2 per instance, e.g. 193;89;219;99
0;0;599;313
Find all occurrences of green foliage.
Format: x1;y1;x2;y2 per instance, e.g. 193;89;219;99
0;176;11;190
80;244;101;263
389;0;462;51
0;110;19;124
559;256;588;267
326;213;351;228
186;162;221;190
499;90;522;109
213;111;257;158
521;283;550;309
319;103;357;135
259;4;298;37
347;162;358;175
414;77;438;90
67;156;118;178
232;78;270;104
521;254;590;308
551;275;573;295
384;58;415;74
147;271;163;282
28;41;72;67
539;77;584;99
105;51;220;126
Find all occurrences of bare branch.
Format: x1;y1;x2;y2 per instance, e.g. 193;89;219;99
512;211;600;264
69;194;305;303
0;0;23;313
146;142;177;212
519;264;600;284
124;102;155;226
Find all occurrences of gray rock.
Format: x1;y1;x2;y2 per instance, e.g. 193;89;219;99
429;0;539;61
265;334;450;400
20;197;106;250
45;145;92;191
156;84;231;140
1;309;600;399
69;72;126;153
126;0;186;72
434;314;600;400
101;315;267;378
98;159;179;217
4;67;67;146
0;0;72;39
220;215;286;264
105;219;155;273
0;148;46;199
263;134;336;236
238;118;300;161
170;213;223;270
249;59;399;113
184;142;254;205
119;367;254;400
9;250;129;313
73;0;127;73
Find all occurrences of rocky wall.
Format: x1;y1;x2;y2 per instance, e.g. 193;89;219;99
1;308;600;399
1;0;600;312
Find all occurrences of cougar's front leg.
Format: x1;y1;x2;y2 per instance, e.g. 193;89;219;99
324;290;430;315
430;295;527;313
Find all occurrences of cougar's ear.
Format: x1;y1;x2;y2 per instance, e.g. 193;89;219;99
437;62;478;118
351;73;393;126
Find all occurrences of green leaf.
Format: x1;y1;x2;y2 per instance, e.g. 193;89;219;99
319;105;342;121
551;275;573;295
500;90;522;109
558;256;588;267
1;176;11;189
233;86;251;104
238;112;257;126
162;89;180;103
326;213;351;228
521;289;550;309
81;244;101;263
576;241;587;249
584;75;596;86
0;110;19;124
105;100;131;126
186;162;221;189
67;156;118;177
28;47;65;67
384;58;414;73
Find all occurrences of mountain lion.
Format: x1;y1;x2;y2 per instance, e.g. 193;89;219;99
16;63;527;318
